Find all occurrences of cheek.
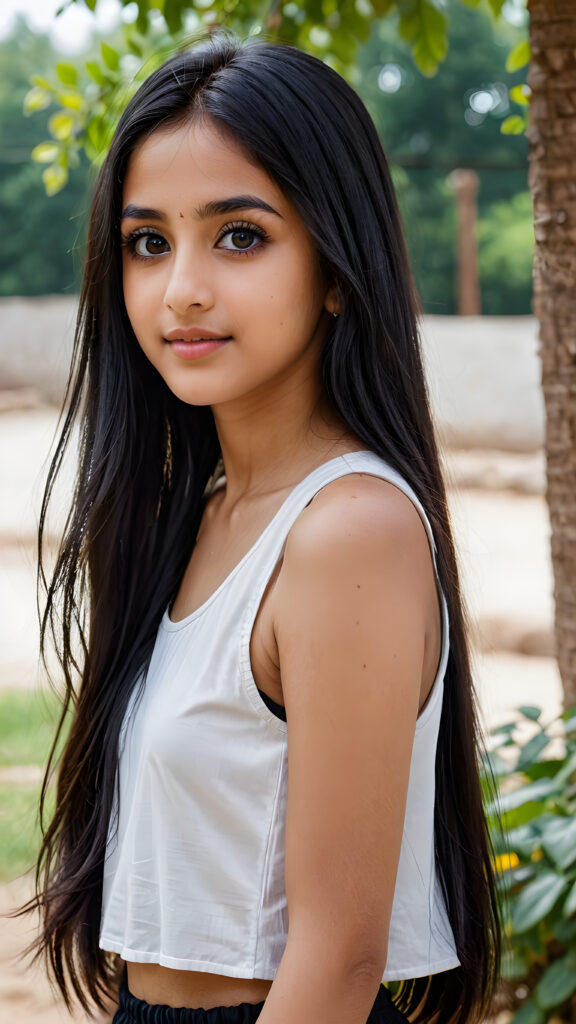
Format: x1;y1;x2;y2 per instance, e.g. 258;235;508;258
122;264;156;331
122;264;139;320
245;247;325;324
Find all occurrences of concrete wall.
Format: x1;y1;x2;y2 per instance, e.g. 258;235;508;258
421;315;544;451
0;296;78;405
0;296;545;451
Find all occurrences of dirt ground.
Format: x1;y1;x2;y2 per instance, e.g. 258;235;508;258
0;878;85;1024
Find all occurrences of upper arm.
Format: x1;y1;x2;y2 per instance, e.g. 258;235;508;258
273;474;438;970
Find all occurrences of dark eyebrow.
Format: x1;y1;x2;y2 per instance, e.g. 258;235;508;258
195;196;283;219
121;205;167;222
120;196;283;222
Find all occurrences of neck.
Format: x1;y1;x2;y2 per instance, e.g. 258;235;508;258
211;365;355;504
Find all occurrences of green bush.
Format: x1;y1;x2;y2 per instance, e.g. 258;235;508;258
485;705;576;1024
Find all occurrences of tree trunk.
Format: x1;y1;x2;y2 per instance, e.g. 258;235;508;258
527;0;576;708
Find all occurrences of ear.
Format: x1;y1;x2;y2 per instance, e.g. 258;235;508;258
323;284;340;318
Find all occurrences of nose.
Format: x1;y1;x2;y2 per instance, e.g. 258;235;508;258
163;248;214;315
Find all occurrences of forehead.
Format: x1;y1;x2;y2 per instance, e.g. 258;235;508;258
123;120;286;211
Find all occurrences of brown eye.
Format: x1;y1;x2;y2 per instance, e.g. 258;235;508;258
217;225;266;253
134;233;170;257
229;229;255;250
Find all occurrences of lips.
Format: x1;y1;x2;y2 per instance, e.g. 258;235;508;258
164;327;232;343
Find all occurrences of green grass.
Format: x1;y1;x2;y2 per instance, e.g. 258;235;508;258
0;688;65;881
0;782;46;881
0;688;65;766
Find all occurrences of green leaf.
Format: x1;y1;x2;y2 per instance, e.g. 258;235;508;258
163;0;184;33
31;141;61;164
510;1000;546;1024
86;61;108;86
564;879;576;917
534;952;576;1010
59;91;83;111
486;0;506;16
517;705;542;722
502;803;549;831
501;115;527;135
554;912;576;942
30;75;53;90
540;816;576;870
86;113;110;157
136;3;149;34
491;777;560;815
126;34;144;57
510;84;531;106
554;748;576;785
42;162;68;196
511;872;569;933
84;0;97;11
506;39;531;74
101;42;120;72
522;759;563;782
55;61;78;86
516;731;550;771
491;721;516;737
49;111;76;141
399;0;448;77
24;87;52;114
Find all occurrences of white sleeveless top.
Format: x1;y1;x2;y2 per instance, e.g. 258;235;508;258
99;450;460;981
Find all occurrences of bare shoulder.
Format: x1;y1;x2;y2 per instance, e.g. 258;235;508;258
282;471;434;574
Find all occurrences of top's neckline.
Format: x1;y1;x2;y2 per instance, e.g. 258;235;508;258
161;450;374;631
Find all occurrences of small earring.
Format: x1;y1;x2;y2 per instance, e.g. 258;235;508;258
331;311;340;318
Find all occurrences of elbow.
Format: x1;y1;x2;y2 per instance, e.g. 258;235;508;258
287;925;388;990
345;947;388;989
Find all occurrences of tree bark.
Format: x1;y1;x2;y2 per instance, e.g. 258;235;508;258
527;0;576;708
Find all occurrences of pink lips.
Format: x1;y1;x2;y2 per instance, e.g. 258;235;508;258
164;327;232;360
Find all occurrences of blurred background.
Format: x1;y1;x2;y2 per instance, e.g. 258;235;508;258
0;0;563;1021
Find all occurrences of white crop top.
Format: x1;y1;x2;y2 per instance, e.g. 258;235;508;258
99;450;460;981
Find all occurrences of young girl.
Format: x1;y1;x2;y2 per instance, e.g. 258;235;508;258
30;37;500;1024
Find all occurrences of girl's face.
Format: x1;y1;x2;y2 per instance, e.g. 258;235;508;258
121;120;335;408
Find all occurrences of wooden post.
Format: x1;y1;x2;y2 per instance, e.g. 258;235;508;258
448;168;482;316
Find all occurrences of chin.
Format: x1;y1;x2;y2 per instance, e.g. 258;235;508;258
166;385;215;407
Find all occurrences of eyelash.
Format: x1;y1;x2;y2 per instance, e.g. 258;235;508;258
120;220;270;262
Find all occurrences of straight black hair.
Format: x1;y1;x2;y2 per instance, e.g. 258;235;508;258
25;37;500;1022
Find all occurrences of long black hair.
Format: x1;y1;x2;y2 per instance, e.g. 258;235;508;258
27;37;500;1022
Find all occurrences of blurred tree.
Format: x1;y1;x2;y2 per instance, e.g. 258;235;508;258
5;1;531;310
24;0;510;194
0;19;89;295
476;191;535;313
357;1;531;312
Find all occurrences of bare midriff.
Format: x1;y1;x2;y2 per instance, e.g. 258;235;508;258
126;962;273;1010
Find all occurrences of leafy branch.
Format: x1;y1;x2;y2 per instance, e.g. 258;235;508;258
25;0;530;194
